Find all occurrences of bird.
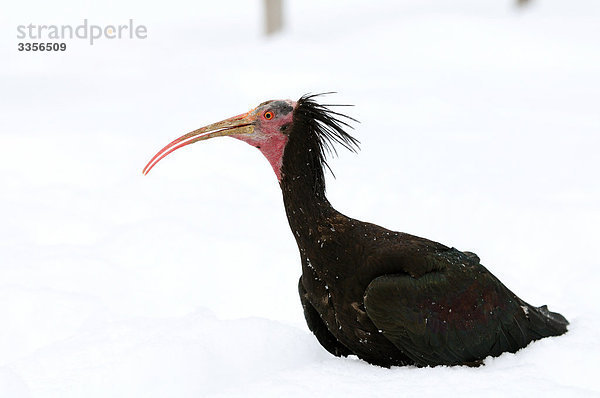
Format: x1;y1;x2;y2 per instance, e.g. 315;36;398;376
143;94;568;367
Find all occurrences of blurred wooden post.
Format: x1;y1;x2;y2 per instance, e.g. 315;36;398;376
264;0;283;35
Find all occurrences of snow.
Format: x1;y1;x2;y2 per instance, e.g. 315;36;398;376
1;0;600;396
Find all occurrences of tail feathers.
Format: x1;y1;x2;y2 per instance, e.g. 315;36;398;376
527;304;569;339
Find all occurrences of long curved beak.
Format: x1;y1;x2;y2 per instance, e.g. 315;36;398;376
143;111;256;175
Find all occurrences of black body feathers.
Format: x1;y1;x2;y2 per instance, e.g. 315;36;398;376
281;95;567;367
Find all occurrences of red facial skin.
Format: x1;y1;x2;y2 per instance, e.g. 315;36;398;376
233;101;296;181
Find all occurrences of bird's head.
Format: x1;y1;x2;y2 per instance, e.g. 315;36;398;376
143;95;359;182
143;99;296;179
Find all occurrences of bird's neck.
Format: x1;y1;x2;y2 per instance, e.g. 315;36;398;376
279;137;337;245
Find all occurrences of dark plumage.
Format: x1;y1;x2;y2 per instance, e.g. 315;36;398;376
286;95;567;366
144;94;568;367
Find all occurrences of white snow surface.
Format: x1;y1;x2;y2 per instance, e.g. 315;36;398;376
1;0;600;396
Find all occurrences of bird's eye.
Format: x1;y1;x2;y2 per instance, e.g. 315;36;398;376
264;111;274;120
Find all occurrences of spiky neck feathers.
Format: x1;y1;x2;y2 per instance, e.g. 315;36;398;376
279;95;360;225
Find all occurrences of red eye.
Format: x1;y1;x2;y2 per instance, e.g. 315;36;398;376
264;111;274;120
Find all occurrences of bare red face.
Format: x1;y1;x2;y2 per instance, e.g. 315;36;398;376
143;100;296;180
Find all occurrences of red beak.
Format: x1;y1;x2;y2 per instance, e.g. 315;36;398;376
143;111;256;175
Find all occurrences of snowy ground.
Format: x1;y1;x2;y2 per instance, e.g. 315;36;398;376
1;0;599;396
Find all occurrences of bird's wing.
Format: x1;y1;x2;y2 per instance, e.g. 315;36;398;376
363;247;531;366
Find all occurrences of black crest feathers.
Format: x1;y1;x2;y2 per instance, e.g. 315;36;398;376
294;93;360;177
